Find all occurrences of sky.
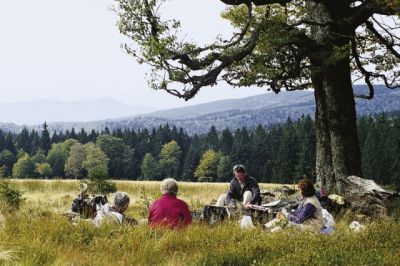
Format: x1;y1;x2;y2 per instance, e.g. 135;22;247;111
0;0;266;109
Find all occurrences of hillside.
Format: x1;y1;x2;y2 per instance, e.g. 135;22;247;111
1;85;399;134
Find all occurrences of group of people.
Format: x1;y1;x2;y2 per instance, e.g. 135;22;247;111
215;164;325;232
95;178;192;229
96;164;325;232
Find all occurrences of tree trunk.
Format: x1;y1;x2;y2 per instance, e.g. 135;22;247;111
306;2;362;194
312;55;362;194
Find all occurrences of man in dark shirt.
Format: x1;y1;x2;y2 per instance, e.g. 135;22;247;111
216;164;261;208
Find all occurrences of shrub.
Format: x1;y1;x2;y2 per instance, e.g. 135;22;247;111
84;179;117;195
0;180;24;210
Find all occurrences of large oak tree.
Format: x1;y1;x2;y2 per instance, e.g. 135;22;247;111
116;0;400;194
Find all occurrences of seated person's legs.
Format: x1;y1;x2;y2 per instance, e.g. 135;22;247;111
243;191;253;206
215;194;227;206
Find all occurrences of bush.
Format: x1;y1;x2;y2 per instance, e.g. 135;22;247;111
0;180;24;210
85;179;117;195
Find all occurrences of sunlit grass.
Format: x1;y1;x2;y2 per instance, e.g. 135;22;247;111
0;246;18;264
0;180;399;265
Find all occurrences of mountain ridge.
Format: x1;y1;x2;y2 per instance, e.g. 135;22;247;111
1;85;399;134
0;98;157;125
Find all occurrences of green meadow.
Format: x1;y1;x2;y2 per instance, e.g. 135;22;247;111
0;180;399;265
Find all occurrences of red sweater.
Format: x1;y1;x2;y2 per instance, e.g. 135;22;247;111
148;194;192;229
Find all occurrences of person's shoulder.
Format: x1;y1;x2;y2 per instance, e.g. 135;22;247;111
304;195;320;205
101;203;112;212
150;197;164;207
176;197;190;207
247;176;259;183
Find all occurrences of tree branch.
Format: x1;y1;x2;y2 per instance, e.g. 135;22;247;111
351;38;375;99
347;1;399;29
365;20;400;59
220;0;291;6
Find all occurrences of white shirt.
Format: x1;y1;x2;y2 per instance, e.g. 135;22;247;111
95;203;124;226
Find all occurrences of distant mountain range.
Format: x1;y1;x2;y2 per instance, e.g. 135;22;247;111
1;85;399;134
0;98;157;125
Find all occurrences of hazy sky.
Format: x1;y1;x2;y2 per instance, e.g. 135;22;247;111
0;0;266;109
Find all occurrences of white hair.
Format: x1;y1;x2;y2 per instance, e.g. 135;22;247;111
160;178;178;196
112;192;130;211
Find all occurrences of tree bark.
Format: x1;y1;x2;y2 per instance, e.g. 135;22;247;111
312;55;362;194
307;2;362;194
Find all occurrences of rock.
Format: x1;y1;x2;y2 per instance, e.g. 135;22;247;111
349;221;365;232
345;176;400;219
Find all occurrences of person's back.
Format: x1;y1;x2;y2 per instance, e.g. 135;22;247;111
148;178;192;229
149;194;192;229
94;192;130;226
95;203;124;226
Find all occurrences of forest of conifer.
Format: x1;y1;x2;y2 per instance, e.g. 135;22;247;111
0;113;398;187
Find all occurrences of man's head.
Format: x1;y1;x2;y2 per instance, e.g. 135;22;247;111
112;192;130;213
161;178;178;196
233;164;247;184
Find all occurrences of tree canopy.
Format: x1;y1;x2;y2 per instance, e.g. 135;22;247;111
116;0;400;193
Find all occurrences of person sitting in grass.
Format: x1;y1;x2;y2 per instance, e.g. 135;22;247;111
95;192;131;226
215;164;261;208
148;178;192;229
266;179;324;232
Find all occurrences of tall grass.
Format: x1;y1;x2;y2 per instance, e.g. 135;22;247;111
0;246;18;264
0;180;398;265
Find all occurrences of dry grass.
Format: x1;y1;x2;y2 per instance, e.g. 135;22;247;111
0;180;399;265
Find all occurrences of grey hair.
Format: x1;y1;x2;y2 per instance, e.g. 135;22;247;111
112;192;130;210
233;164;246;173
160;178;178;196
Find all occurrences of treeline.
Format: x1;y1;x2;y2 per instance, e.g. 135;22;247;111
0;114;399;185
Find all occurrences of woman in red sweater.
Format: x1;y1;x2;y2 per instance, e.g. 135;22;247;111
148;178;192;229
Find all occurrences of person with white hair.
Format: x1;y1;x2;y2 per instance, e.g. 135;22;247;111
148;178;192;229
95;192;130;226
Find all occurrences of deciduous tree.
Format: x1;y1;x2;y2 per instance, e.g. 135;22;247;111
116;0;400;194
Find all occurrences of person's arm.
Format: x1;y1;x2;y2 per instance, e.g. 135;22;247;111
182;203;192;225
148;202;155;224
250;179;261;205
225;180;235;204
287;203;316;224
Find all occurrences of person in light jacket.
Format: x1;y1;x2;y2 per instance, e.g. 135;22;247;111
282;179;324;231
95;192;130;226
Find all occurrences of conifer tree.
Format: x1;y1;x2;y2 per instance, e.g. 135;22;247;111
219;128;233;156
40;122;51;155
230;127;251;167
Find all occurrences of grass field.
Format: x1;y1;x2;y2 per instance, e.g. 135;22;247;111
0;180;399;265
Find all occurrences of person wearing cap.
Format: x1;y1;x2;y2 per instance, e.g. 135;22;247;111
215;164;261;208
148;178;192;229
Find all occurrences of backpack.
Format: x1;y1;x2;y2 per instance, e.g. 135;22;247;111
71;195;108;219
